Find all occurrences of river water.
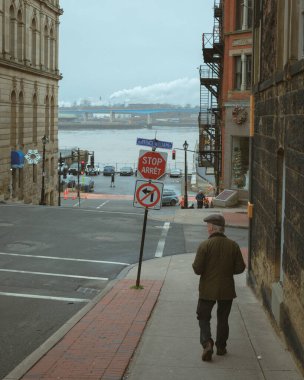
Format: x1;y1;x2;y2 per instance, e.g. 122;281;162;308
59;126;198;171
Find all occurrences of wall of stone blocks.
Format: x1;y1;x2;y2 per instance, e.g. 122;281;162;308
250;60;304;366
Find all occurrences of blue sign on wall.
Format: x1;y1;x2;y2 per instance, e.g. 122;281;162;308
136;138;173;150
11;151;25;168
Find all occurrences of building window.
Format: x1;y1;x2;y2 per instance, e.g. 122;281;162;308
246;55;252;89
33;94;38;144
17;10;23;62
45;96;50;136
50;28;55;71
231;137;249;190
31;18;37;66
235;0;252;31
9;6;16;59
50;96;55;141
234;54;252;91
234;56;242;90
44;25;49;69
10;91;17;146
235;0;243;30
18;92;24;146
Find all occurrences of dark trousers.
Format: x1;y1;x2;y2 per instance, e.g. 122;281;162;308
196;299;233;348
197;201;203;209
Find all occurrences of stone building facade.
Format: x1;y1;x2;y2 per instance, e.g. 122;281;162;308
0;0;62;205
250;0;304;368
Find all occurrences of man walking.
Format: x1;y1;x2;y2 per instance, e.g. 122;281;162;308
195;190;205;209
110;172;115;188
192;214;246;361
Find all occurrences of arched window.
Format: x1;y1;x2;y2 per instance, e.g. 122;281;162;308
50;27;54;71
44;25;49;69
9;5;16;59
33;93;38;144
31;18;37;66
50;96;55;141
18;92;24;146
45;95;50;137
10;91;17;146
17;9;23;62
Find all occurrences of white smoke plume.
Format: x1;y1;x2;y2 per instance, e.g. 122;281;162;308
109;78;199;106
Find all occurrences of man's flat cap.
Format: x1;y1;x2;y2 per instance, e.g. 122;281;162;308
203;214;225;227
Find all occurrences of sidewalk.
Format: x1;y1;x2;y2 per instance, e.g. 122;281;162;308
4;210;302;380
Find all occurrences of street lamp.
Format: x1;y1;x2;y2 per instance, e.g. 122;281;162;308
183;140;189;209
40;135;49;205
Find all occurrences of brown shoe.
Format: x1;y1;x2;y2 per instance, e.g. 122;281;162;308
216;347;227;356
202;340;214;362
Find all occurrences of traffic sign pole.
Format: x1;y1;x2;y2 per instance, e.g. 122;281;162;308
136;207;148;288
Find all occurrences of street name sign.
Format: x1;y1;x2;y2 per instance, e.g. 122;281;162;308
136;138;173;150
133;180;164;210
137;150;168;180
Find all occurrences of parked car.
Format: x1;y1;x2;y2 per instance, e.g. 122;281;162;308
120;166;134;176
76;177;94;192
162;189;179;206
103;165;115;176
169;168;182;178
68;162;80;175
86;165;100;176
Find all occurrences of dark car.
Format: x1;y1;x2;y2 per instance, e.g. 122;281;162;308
103;165;115;176
86;166;100;176
76;177;94;192
120;166;134;176
162;189;179;206
68;162;80;175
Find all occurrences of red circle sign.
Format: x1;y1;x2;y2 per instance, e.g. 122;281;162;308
138;151;166;180
135;183;161;208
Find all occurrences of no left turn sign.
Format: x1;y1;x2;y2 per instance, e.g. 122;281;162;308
133;180;164;210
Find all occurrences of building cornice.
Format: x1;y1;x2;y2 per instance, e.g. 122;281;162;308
0;59;62;81
38;1;64;15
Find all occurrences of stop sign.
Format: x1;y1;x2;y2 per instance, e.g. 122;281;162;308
137;150;167;180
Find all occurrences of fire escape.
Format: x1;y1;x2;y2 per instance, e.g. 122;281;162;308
198;0;223;194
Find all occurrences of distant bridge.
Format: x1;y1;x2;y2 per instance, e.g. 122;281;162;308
59;107;200;116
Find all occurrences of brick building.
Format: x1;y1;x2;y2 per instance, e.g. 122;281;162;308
249;0;304;367
199;0;252;201
221;0;252;200
0;0;62;205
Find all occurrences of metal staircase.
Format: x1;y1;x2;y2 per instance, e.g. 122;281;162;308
198;0;223;194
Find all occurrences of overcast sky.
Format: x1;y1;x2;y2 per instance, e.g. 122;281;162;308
59;0;214;106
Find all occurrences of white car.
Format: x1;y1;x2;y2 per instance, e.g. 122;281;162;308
169;168;182;178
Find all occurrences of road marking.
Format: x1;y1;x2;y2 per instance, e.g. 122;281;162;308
0;252;129;266
0;292;90;303
155;222;170;258
0;269;108;281
97;200;109;209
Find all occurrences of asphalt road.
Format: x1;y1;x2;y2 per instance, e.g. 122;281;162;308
0;174;248;379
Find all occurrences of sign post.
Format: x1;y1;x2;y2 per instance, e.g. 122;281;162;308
134;148;167;288
136;207;148;288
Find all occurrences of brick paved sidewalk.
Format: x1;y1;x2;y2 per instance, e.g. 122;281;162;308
21;279;163;380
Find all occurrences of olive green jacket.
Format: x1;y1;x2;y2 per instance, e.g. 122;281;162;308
192;232;246;300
